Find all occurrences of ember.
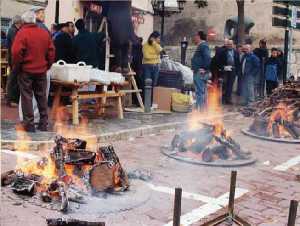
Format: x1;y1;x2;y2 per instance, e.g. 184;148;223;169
1;135;129;212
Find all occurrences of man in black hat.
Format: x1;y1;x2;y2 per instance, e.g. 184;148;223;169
54;23;74;63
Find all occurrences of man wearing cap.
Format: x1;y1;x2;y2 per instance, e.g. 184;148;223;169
31;6;49;32
12;10;55;132
54;23;74;63
6;15;23;107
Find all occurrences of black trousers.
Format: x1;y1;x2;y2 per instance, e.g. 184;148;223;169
6;69;20;103
223;70;236;102
266;80;278;96
18;72;48;128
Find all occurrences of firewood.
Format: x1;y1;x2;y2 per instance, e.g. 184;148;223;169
272;123;280;138
46;218;105;226
89;163;114;192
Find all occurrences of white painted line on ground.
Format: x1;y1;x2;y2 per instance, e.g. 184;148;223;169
163;188;249;226
273;155;300;171
1;149;39;159
146;183;217;203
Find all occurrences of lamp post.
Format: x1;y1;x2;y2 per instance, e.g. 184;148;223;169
151;0;186;44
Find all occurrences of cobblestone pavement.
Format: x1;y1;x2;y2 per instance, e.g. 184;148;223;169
1;113;300;226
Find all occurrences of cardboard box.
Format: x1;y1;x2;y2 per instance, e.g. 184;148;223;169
153;87;179;112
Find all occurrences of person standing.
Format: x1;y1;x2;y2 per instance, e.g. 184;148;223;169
72;19;104;68
142;31;162;105
253;39;269;97
265;48;281;95
6;15;23;106
54;23;74;63
12;11;55;132
31;6;49;32
191;31;211;110
66;21;75;38
241;44;260;106
218;39;239;104
236;44;244;96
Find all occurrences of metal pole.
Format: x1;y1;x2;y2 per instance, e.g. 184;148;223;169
180;37;188;65
283;3;290;83
287;200;298;226
173;188;182;226
228;171;237;216
144;78;153;113
55;0;60;24
287;28;293;80
160;1;165;46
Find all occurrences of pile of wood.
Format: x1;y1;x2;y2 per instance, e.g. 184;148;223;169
1;136;129;212
171;124;251;162
240;81;300;117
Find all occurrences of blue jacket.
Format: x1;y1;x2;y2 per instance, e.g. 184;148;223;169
265;57;281;82
241;52;260;78
191;41;211;73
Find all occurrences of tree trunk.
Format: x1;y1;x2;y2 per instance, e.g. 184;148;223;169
236;0;245;45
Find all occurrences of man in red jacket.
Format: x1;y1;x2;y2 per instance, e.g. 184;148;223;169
12;11;55;132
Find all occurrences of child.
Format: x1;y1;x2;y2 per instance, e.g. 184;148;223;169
265;48;282;96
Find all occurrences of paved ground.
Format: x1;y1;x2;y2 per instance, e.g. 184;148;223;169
1;112;299;226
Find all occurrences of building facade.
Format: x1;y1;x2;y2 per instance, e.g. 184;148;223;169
154;0;300;46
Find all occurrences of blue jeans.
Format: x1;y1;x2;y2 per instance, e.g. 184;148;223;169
242;75;255;105
143;64;160;86
193;72;208;110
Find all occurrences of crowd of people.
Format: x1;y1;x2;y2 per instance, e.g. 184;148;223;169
192;33;284;110
3;4;285;133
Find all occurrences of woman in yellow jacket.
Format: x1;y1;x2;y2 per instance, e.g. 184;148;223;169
142;31;163;102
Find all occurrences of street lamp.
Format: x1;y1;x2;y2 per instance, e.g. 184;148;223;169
151;0;186;44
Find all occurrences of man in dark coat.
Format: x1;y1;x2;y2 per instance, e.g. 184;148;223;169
218;39;240;104
12;10;55;132
54;23;74;63
191;31;211;110
100;0;136;73
254;39;269;97
6;15;23;106
72;19;105;68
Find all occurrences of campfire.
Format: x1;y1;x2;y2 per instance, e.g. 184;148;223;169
169;123;251;163
162;84;255;166
1;135;129;213
239;81;300;142
246;102;300;141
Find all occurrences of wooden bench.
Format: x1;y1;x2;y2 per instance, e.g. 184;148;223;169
50;79;127;125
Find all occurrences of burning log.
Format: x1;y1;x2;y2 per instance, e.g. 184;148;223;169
282;121;300;139
46;218;105;226
11;176;36;196
89;146;129;192
64;151;96;165
272;123;280;138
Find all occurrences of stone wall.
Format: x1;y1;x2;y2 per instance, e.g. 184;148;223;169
164;46;300;79
154;0;300;46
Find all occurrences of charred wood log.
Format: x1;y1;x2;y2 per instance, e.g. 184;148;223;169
272;123;280;138
89;163;114;192
282;121;300;139
249;117;269;136
11;176;36;196
64;151;96;165
46;218;105;226
1;170;17;186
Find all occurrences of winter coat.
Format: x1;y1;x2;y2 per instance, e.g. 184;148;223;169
253;47;269;62
72;29;105;68
191;41;211;73
54;32;74;63
6;24;19;67
265;57;281;82
217;47;240;72
12;24;55;74
241;52;260;78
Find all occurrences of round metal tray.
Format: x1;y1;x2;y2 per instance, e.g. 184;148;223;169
241;129;300;144
161;146;257;167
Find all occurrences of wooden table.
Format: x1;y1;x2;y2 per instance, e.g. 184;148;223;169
51;79;127;125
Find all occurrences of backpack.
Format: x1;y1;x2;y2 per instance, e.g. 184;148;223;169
265;63;278;81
